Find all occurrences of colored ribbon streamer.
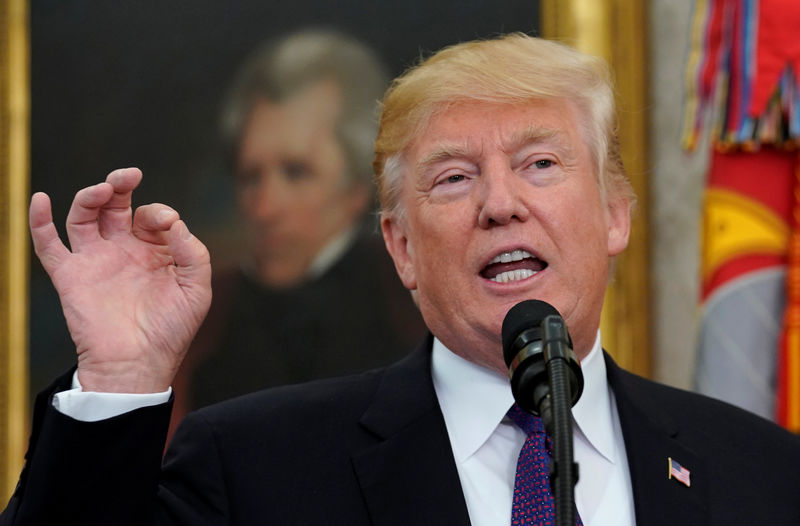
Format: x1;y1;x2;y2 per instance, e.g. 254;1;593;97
683;0;800;150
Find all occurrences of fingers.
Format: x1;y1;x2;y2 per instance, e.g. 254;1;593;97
64;181;115;252
132;203;180;245
169;220;212;311
29;192;70;275
64;168;143;252
98;168;143;238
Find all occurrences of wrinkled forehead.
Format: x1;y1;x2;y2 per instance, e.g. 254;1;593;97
403;99;593;173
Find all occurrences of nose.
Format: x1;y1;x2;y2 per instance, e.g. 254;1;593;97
476;165;531;228
246;172;285;223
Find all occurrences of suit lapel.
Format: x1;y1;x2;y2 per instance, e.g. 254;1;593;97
353;341;711;526
352;336;471;526
605;354;709;526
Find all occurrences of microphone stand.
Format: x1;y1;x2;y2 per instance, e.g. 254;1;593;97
540;315;579;526
502;300;583;526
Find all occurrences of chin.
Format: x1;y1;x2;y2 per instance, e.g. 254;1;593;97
259;267;305;289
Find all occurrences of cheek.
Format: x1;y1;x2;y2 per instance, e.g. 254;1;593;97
314;193;352;228
413;226;468;295
237;192;258;219
564;188;608;240
290;182;331;214
543;193;609;276
414;213;459;258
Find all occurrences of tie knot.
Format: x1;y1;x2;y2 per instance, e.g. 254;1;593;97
506;403;545;436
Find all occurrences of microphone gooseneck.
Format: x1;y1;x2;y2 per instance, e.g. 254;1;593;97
502;299;584;526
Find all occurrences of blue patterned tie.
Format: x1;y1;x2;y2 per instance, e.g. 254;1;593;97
507;403;583;526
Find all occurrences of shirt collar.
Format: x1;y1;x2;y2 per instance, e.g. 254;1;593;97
431;332;616;464
240;225;358;283
306;225;358;278
572;332;617;463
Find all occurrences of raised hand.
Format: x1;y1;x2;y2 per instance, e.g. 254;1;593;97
29;168;212;393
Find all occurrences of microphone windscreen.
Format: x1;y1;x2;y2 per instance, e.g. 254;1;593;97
501;299;560;367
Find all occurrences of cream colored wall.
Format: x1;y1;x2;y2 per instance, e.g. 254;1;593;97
648;0;710;389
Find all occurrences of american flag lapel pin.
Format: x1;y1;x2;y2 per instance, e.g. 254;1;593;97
668;457;691;487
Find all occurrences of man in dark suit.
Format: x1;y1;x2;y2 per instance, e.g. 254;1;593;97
4;33;800;525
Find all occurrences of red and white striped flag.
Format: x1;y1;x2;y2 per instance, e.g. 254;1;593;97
669;458;691;487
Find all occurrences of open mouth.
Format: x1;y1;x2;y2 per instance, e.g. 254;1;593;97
480;249;547;283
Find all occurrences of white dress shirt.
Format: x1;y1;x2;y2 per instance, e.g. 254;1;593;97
431;333;635;526
52;371;171;422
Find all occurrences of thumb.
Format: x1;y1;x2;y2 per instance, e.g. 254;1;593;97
29;192;70;276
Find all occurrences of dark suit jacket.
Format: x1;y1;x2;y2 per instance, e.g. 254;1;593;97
4;336;800;525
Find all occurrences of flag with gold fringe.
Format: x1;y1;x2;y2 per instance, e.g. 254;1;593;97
685;0;800;432
778;162;800;431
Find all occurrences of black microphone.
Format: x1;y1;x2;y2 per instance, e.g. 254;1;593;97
502;299;584;423
502;299;584;526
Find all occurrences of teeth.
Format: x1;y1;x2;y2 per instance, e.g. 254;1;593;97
490;249;533;265
491;269;537;283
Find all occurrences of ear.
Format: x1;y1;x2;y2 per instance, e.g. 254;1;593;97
606;195;631;257
381;213;418;291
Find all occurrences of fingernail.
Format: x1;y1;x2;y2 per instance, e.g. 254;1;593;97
158;209;176;222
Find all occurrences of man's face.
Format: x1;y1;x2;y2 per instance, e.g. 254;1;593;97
382;100;630;372
235;81;368;287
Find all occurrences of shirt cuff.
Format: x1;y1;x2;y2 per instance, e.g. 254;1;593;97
51;371;172;422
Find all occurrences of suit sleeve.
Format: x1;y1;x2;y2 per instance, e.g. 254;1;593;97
1;370;172;526
156;412;231;524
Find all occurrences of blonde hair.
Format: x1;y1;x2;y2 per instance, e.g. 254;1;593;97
373;33;635;219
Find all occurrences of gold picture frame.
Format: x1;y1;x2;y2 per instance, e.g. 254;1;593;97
0;0;30;503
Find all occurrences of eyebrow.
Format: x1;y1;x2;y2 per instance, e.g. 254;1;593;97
416;142;476;172
507;126;572;153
